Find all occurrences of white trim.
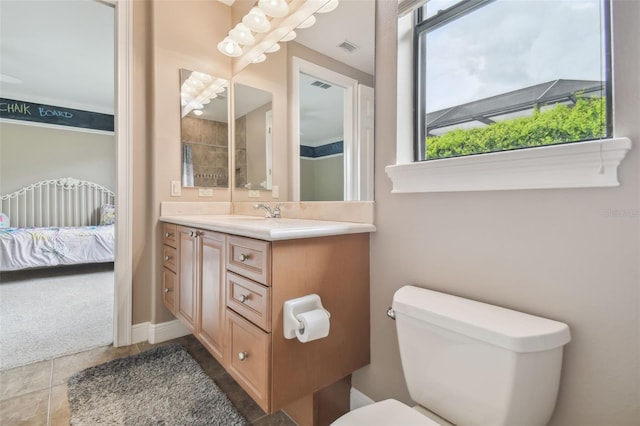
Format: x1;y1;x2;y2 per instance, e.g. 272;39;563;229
149;320;190;344
300;153;344;161
130;320;191;344
350;387;376;411
113;0;133;347
386;138;632;193
131;322;150;344
392;12;633;194
290;57;358;201
0;118;115;136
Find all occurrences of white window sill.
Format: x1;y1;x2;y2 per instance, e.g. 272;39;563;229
385;137;632;193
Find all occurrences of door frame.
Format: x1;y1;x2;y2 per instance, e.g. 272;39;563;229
290;56;358;201
112;0;133;347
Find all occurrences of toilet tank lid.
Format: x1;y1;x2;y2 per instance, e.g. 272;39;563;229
392;286;571;353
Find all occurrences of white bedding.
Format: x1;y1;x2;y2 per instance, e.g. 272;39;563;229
0;225;115;271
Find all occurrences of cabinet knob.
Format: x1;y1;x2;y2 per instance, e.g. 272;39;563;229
238;351;249;361
165;232;174;238
239;294;249;303
164;255;172;261
164;288;172;293
239;253;250;262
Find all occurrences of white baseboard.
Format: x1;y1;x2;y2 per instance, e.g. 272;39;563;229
350;387;375;411
131;322;150;344
130;320;191;344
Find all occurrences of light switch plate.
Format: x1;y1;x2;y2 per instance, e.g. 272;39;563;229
171;180;181;196
271;185;279;198
248;190;260;198
198;188;213;197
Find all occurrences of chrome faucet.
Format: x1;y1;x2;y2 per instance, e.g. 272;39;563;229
254;203;281;218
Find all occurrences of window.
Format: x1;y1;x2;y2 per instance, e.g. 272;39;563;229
414;0;612;161
386;0;631;193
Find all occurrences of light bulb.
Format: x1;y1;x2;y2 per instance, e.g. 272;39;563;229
242;7;270;33
217;37;242;57
193;110;204;116
280;30;296;42
317;0;339;13
253;54;267;64
258;0;289;18
297;15;316;29
265;43;280;53
229;23;255;46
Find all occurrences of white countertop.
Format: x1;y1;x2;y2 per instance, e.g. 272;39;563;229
159;215;376;241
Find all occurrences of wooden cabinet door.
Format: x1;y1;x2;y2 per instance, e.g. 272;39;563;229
197;231;226;364
177;226;197;332
162;268;176;315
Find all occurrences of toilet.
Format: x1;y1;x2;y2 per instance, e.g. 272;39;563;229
332;285;571;426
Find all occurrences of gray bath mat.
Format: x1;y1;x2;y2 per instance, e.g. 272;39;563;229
68;344;248;425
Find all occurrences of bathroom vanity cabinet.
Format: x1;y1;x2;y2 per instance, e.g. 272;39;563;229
160;220;371;424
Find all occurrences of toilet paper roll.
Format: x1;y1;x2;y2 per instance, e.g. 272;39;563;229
295;309;330;343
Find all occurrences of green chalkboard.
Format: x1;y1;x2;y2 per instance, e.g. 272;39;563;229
0;98;114;132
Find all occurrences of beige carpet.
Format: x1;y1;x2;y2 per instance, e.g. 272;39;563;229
0;264;114;370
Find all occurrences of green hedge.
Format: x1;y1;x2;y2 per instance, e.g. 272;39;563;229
426;97;606;160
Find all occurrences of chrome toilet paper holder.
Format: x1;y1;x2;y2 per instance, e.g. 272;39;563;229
283;294;331;339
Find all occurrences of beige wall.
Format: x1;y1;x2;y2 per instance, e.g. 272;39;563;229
0;122;115;194
130;0;232;325
300;156;344;201
351;1;640;425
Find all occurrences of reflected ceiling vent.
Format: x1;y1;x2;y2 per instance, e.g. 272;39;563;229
311;80;332;89
338;40;358;53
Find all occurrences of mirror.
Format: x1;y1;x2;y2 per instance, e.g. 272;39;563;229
180;69;229;188
291;0;375;201
229;0;375;201
234;83;273;190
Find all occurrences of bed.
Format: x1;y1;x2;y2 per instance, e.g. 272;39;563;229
0;177;115;271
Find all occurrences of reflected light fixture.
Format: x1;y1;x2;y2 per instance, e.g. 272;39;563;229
280;30;296;42
181;72;227;118
317;0;339;13
217;36;243;57
265;43;280;53
258;0;289;18
297;15;316;29
242;7;271;33
253;53;267;64
229;23;256;45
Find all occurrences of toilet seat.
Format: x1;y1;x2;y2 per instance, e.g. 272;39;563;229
331;399;440;426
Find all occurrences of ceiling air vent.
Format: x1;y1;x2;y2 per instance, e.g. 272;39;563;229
338;40;358;53
311;80;332;89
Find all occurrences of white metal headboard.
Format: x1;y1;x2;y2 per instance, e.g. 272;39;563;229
0;177;115;228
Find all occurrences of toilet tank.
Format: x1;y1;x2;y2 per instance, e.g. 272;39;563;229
392;286;571;426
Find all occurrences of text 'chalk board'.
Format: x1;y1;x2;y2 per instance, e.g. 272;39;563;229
0;98;114;132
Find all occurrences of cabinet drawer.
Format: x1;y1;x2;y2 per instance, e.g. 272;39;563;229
162;223;177;248
162;268;176;314
162;245;177;272
226;309;271;412
226;272;271;332
227;236;271;285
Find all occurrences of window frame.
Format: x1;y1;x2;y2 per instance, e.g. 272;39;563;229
386;0;631;193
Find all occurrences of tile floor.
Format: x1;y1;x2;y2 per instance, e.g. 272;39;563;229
0;335;296;425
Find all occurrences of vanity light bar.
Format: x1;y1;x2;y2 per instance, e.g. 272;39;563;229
218;0;340;70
